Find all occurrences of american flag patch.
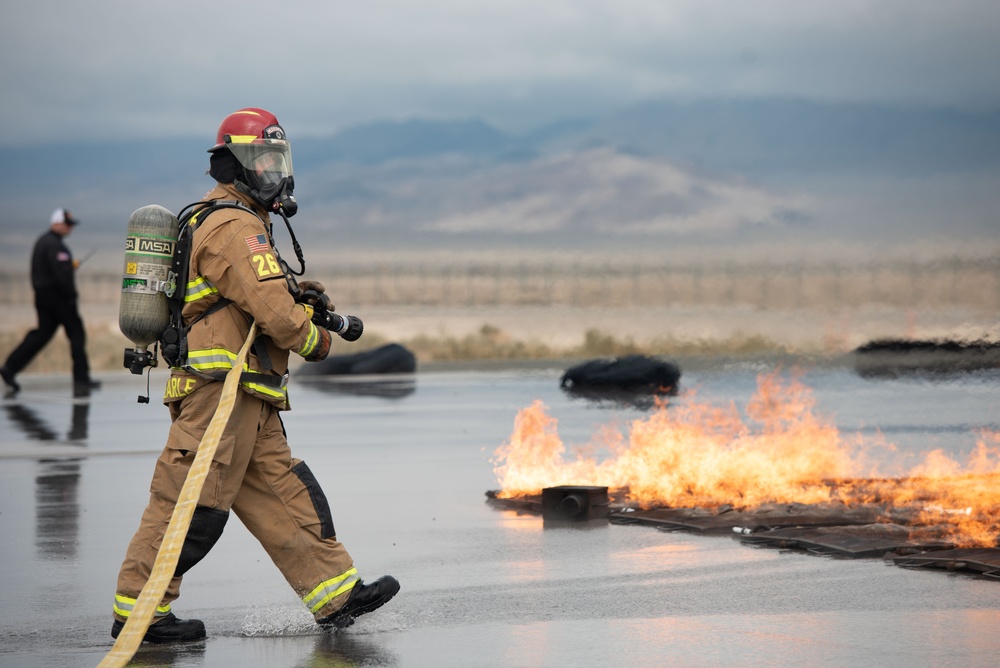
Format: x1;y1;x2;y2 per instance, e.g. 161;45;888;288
244;234;269;253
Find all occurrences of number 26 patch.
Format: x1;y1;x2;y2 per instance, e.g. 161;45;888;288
250;252;282;281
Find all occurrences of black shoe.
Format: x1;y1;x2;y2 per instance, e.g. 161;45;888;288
111;612;206;644
0;367;19;394
318;575;400;629
74;378;101;391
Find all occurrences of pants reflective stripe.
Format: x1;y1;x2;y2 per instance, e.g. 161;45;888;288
114;593;170;618
302;568;359;614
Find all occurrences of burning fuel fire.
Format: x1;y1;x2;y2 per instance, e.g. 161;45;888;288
491;372;1000;547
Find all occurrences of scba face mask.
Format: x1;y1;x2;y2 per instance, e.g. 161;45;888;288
226;126;298;216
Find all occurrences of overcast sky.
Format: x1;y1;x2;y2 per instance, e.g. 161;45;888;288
2;0;999;147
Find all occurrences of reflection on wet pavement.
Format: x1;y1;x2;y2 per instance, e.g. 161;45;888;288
296;377;417;400
4;398;89;561
36;459;82;560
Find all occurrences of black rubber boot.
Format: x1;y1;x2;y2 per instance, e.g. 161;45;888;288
0;367;19;394
318;575;400;629
74;378;102;391
111;612;206;644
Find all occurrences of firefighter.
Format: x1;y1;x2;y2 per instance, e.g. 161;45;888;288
1;208;101;394
110;108;399;643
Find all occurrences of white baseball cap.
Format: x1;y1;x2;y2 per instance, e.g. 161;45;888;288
50;208;78;225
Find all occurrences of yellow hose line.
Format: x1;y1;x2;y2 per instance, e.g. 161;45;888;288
98;323;257;668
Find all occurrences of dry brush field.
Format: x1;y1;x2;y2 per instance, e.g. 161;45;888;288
1;257;998;374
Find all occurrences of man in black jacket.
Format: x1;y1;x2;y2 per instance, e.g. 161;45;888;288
1;208;100;394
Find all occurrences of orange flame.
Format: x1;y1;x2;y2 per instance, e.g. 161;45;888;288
491;372;1000;546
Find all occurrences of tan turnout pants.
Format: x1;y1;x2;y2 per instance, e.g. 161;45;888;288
114;381;356;621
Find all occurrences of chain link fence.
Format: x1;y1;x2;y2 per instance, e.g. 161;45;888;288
2;258;995;312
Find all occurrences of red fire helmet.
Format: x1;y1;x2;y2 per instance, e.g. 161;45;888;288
209;108;286;151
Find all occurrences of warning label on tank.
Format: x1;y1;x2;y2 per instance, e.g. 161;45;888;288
124;262;169;280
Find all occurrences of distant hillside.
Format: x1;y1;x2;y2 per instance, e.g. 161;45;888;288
296;118;522;165
294;99;1000;176
574;98;1000;176
1;97;997;258
299;147;806;250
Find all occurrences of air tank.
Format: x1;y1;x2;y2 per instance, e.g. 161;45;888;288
118;205;178;358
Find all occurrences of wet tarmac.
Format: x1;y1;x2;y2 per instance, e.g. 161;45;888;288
2;363;999;667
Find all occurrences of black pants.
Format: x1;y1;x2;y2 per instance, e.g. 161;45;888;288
4;290;90;382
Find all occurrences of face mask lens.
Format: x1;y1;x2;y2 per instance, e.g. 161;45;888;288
228;140;293;179
252;152;288;186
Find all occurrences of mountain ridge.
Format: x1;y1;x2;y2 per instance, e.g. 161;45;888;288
1;97;997;257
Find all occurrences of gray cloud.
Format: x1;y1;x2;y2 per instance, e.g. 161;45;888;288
2;0;999;146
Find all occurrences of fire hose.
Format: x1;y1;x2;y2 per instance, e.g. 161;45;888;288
97;323;257;668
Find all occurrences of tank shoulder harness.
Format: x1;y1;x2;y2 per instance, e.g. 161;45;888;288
161;200;285;391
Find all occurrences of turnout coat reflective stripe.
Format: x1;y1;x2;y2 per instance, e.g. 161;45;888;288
114;183;357;623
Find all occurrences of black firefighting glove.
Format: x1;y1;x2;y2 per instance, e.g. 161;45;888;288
296;279;335;313
297;292;364;343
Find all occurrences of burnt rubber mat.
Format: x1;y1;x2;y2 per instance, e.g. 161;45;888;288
891;548;1000;579
485;491;543;514
740;525;954;558
609;505;885;535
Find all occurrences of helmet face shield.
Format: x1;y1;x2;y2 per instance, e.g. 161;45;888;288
226;138;294;187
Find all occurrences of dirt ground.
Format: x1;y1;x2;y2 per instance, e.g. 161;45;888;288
2;253;998;372
1;298;996;375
